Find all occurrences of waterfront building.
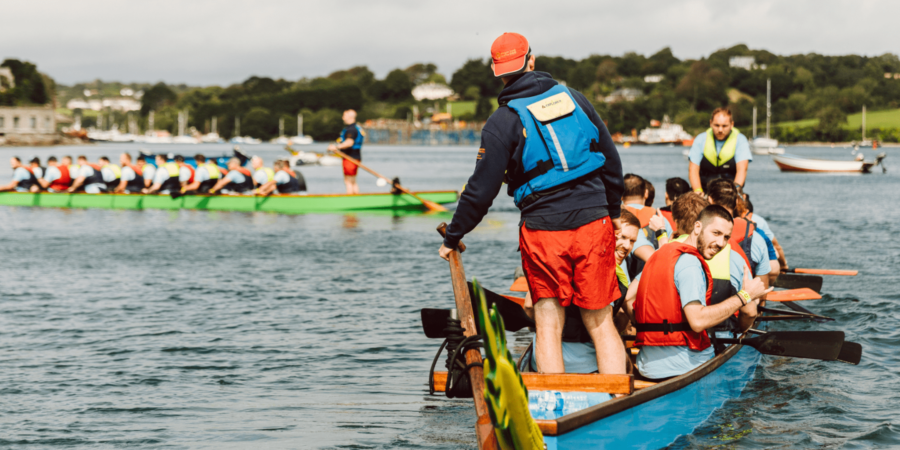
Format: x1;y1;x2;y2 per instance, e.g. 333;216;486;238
0;105;57;135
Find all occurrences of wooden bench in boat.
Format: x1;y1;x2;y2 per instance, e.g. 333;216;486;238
431;371;634;395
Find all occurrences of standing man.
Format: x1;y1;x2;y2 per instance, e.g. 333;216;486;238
688;108;752;193
0;157;40;192
328;109;364;194
438;33;625;376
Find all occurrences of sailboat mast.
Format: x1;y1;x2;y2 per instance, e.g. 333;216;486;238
753;106;757;138
765;78;771;139
862;105;866;141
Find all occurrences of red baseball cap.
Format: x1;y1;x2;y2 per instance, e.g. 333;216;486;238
491;33;530;77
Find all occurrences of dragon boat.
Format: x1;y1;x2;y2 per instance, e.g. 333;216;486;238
0;190;459;214
425;223;860;450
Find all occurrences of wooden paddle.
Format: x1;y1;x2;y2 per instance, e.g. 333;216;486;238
766;288;822;302
435;223;498;450
330;148;448;212
783;268;858;276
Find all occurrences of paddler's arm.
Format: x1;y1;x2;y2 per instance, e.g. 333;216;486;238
67;176;85;193
0;179;17;191
183;179;201;192
573;89;623;223
734;160;748;188
684;266;770;333
772;237;788;269
257;180;277;196
688;162;702;192
623;275;640;324
208;176;231;194
327;134;356;152
114;178;128;193
440;127;512;260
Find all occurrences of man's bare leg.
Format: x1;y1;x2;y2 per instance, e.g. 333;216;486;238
580;305;626;375
534;297;565;373
344;175;358;194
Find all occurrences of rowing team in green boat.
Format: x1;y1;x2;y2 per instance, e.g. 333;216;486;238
1;153;307;196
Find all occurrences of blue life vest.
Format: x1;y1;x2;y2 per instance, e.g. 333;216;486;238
339;124;364;150
506;85;605;207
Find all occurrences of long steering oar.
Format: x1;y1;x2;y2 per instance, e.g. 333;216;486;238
330;148;448;212
435;223;499;450
783;268;858;276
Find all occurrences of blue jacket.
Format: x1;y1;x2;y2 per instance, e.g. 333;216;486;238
443;71;623;249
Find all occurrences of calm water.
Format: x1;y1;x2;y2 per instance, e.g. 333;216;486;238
0;142;897;449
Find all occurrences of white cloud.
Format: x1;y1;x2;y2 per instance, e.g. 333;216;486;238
3;0;898;85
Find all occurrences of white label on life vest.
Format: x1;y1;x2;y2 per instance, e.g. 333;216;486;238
546;124;569;171
526;92;576;122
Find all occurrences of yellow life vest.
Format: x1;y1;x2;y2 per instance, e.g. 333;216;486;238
205;162;221;180
162;162;180;177
257;167;274;183
102;163;122;179
672;235;731;281
703;127;740;167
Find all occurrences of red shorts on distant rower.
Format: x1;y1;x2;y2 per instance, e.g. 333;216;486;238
342;159;359;176
519;217;619;310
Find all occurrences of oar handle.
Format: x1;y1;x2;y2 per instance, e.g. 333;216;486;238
436;222;466;252
783;268;859;276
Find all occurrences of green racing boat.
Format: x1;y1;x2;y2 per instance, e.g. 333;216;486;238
0;190;458;214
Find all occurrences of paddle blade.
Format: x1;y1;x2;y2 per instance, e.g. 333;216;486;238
792;268;858;276
774;273;823;293
746;331;844;361
510;276;528;292
421;308;452;338
468;282;534;332
779;302;834;323
421;198;448;212
767;288;822;302
837;341;862;365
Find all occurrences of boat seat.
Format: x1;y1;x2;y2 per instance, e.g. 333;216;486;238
431;371;634;395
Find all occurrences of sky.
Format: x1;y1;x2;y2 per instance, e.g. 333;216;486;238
3;0;898;86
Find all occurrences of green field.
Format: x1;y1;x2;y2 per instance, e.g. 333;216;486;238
777;108;900;130
448;99;499;118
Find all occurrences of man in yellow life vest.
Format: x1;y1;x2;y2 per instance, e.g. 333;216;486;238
98;156;122;193
250;156;275;194
687;107;752;193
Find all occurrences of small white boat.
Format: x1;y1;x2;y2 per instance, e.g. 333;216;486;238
172;135;200;144
289;135;314;145
773;153;886;173
750;137;785;155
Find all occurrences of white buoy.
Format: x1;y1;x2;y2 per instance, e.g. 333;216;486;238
376;178;389;187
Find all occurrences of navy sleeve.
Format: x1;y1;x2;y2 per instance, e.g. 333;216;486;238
571;90;623;219
343;127;358;141
443;127;512;249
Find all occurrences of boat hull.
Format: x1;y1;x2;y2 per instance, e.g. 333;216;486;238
542;344;760;449
0;191;458;214
773;155;869;172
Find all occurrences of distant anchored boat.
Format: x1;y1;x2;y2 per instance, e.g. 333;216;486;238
637;116;693;145
773;153;886;173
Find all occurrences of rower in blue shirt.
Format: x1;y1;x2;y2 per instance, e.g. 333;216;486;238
625;205;771;380
0;156;40;192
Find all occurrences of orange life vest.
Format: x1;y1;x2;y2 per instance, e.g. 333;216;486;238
729;217;755;272
624;205;656;228
177;163;195;184
634;242;713;351
49;165;72;191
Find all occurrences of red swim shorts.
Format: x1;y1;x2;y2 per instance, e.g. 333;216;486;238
342;159;359;176
519;217;619;310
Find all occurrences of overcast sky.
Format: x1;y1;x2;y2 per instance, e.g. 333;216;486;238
4;0;898;86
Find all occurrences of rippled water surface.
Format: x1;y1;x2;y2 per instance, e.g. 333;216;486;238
0;143;897;449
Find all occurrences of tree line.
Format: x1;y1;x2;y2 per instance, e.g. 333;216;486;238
11;44;900;142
